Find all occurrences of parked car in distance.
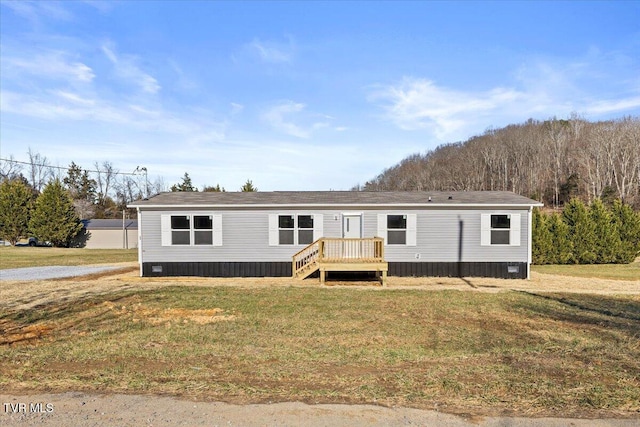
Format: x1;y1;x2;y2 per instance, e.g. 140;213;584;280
25;237;52;247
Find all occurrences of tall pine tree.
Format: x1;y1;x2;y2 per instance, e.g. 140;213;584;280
589;198;620;263
0;179;34;245
562;198;597;263
29;179;83;247
611;200;640;263
547;212;573;264
532;208;553;264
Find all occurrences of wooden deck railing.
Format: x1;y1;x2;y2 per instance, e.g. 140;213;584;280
292;237;385;277
292;239;321;277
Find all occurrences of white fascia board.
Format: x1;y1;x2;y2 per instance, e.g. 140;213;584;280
130;203;543;209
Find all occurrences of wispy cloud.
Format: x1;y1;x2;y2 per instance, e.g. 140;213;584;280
246;37;294;63
2;0;74;23
1;89;225;143
3;51;95;83
261;101;329;138
101;42;161;94
369;78;525;139
371;54;640;141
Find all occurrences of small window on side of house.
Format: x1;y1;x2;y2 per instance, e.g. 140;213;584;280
490;214;510;245
387;215;407;245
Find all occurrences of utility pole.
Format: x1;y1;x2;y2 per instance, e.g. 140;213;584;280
134;166;148;198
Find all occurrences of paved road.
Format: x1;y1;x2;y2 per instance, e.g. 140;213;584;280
0;265;123;281
1;393;638;427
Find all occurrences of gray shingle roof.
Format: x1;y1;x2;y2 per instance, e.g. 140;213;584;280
129;191;542;207
82;219;138;229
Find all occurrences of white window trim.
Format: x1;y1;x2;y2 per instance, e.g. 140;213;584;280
481;213;521;247
377;213;417;246
160;213;222;247
268;213;323;246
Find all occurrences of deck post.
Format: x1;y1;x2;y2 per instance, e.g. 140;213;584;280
320;269;326;285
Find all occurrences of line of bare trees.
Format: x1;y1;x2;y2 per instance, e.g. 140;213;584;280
356;116;640;208
0;149;166;219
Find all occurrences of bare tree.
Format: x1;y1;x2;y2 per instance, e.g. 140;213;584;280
0;155;23;181
27;148;53;193
94;161;118;205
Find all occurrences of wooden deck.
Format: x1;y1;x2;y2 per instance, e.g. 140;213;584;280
292;237;388;285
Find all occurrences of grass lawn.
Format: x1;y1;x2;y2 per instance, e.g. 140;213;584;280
1;286;638;417
0;247;138;269
532;261;640;281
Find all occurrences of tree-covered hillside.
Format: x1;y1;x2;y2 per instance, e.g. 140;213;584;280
356;116;640;208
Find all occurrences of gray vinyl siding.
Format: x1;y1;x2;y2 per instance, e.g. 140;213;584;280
139;207;529;264
365;209;528;263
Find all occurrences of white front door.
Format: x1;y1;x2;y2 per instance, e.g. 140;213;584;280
343;215;361;238
342;215;362;258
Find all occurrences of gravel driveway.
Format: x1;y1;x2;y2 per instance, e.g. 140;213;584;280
0;265;124;281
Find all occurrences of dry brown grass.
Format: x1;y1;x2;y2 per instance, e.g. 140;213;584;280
1;269;639;418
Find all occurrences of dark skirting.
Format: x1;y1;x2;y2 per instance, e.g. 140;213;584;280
142;261;527;279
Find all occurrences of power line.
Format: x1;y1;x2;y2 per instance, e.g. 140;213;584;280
0;157;143;177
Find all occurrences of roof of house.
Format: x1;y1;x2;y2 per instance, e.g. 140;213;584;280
82;219;138;230
129;191;542;208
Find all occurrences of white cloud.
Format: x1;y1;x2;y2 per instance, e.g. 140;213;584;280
261;101;330;138
371;54;640;142
1;89;225;141
2;0;74;23
230;102;244;115
247;37;294;63
3;52;95;83
584;97;640;115
51;90;96;105
370;78;526;139
101;42;161;94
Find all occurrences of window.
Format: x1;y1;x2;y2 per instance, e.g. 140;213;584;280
269;214;322;246
161;213;222;247
490;214;510;245
480;213;521;247
171;215;190;245
298;215;314;245
278;215;294;245
387;215;407;245
194;215;213;245
377;213;416;246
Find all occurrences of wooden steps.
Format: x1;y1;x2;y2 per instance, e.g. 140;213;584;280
292;238;388;286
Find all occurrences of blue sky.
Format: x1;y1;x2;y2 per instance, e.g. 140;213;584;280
1;1;639;191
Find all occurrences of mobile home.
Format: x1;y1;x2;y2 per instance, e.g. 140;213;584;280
129;191;543;281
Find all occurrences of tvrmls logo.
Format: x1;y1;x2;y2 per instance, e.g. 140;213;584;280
3;402;54;413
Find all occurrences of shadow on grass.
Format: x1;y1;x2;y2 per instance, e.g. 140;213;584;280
0;290;141;345
515;291;640;337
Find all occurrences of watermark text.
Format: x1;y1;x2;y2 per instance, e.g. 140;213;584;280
3;402;54;413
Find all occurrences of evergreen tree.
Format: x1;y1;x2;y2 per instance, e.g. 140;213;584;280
240;179;257;192
0;179;34;245
611;200;640;263
202;184;225;192
532;208;553;264
171;172;198;192
562;198;597;263
63;162;97;218
29;179;83;247
589;198;620;263
63;162;97;202
547;212;572;264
